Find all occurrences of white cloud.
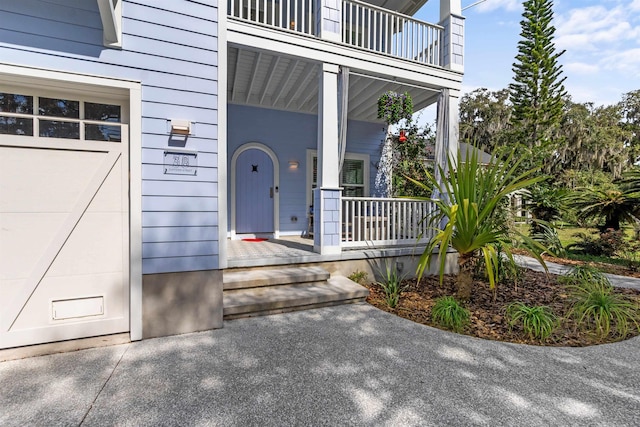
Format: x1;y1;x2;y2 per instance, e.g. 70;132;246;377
564;62;600;74
602;48;640;74
631;0;640;11
473;0;521;13
555;3;640;52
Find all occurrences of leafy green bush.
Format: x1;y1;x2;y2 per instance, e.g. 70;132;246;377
506;302;557;341
431;296;470;332
567;229;627;257
531;223;567;257
348;270;368;285
563;266;640;338
376;263;406;309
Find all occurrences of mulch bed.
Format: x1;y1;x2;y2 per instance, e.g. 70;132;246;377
364;269;640;346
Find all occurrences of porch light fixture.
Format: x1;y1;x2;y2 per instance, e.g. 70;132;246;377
168;119;192;135
398;130;407;143
289;160;299;169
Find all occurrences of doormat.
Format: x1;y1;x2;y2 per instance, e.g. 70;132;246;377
242;238;268;242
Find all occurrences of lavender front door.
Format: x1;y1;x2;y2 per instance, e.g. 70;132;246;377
236;148;274;234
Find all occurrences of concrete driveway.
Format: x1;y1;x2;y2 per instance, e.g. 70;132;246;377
1;303;639;426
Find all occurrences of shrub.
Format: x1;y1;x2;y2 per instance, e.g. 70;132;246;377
563;266;640;338
531;223;567;258
376;263;406;309
566;229;627;257
348;270;368;285
506;302;557;341
431;296;470;332
559;264;610;287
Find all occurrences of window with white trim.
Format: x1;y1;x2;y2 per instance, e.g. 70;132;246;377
306;150;370;207
0;90;123;142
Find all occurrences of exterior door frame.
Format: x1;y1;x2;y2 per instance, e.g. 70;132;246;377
230;142;279;239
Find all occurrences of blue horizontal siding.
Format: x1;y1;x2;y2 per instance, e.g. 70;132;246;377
143;255;218;274
0;0;220;273
143;211;218;227
142;181;218;197
142;226;218;242
143;196;219;212
143;241;219;258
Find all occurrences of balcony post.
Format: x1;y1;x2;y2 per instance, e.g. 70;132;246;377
314;63;342;255
316;0;342;42
439;0;465;72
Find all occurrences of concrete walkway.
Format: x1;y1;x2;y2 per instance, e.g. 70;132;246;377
515;254;640;290
2;298;640;426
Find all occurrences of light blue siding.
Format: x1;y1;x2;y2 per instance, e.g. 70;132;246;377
228;104;385;235
0;0;220;274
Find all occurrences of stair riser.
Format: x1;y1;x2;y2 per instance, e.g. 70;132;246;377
223;272;330;290
223;298;367;320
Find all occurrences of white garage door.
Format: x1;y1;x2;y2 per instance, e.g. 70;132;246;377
0;89;130;349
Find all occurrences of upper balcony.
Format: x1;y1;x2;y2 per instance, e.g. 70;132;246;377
227;0;460;70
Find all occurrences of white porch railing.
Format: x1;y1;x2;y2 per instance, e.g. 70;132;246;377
342;0;442;66
342;197;435;248
227;0;443;66
228;0;316;35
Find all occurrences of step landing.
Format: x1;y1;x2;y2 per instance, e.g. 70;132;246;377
223;267;368;319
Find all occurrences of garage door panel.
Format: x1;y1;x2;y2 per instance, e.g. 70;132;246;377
0;213;66;280
0;147;109;213
47;212;125;276
10;272;127;331
87;158;125;213
0;86;130;349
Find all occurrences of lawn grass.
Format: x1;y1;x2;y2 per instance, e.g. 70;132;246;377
515;223;639;269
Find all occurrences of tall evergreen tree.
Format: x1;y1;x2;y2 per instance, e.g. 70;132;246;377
509;0;567;173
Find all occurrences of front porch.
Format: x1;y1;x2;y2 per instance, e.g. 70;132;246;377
224;0;464;262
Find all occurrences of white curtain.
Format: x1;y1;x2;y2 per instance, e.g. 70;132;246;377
433;88;450;196
337;66;349;170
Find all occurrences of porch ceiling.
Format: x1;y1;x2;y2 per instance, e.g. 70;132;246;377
228;46;441;122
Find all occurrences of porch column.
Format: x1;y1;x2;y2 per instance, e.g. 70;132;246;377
314;63;341;255
439;0;465;72
316;0;342;43
446;92;460;162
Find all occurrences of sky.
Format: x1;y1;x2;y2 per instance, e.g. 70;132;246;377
415;0;640;108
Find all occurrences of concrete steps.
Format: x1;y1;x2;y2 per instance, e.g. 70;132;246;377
223;266;369;319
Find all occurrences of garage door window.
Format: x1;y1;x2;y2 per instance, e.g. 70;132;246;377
0;92;121;141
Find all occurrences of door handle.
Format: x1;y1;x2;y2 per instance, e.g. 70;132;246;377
270;187;274;198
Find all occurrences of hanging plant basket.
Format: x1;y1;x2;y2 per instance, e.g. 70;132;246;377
377;91;413;125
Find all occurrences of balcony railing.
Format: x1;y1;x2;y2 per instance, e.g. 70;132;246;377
342;197;435;248
228;0;443;67
342;0;441;66
228;0;316;35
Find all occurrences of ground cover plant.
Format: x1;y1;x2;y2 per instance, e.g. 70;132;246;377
364;266;640;346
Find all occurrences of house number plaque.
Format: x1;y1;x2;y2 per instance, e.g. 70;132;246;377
164;150;197;175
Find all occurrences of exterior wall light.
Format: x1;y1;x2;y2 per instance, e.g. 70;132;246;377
168;119;193;135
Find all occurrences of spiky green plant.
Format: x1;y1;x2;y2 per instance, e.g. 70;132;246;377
376;263;406;309
567;277;639;339
431;296;470;332
348;270;368;285
506;302;557;341
408;146;547;296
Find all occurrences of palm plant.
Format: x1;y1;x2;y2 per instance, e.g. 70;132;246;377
409;146;546;297
569;184;639;231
